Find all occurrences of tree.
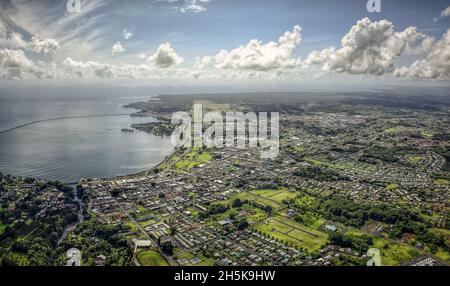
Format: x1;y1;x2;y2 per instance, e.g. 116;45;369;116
237;218;249;230
264;205;273;215
232;198;243;208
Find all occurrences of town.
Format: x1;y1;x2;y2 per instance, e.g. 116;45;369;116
1;92;449;266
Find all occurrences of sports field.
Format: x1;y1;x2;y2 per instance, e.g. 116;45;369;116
255;215;328;252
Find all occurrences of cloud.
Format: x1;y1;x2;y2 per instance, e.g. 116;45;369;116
61;57;199;80
441;6;450;17
394;29;450;79
123;28;133;40
179;4;206;13
63;57;116;78
29;35;60;54
147;42;183;68
0;48;41;79
3;32;28;49
434;6;450;22
0;0;109;61
304;18;424;75
176;0;209;13
198;25;302;71
112;41;125;55
1;32;59;54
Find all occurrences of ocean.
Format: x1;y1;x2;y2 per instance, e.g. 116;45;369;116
0;85;177;183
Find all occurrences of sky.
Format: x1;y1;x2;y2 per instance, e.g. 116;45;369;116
0;0;449;86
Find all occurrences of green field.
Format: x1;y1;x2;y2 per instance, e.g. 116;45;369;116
384;127;433;138
435;178;449;185
255;215;328;252
175;148;213;171
385;183;398;191
214;204;266;224
372;238;420;265
136;250;169;266
251;189;297;203
346;229;421;266
224;191;281;210
124;221;139;232
407;156;423;164
173;248;215;266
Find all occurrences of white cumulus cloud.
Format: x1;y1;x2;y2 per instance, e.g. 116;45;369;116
147;42;183;68
434;6;450;22
0;32;59;55
198;25;302;71
304;18;424;75
0;48;41;79
177;0;209;13
29;35;60;54
394;29;450;79
112;41;125;55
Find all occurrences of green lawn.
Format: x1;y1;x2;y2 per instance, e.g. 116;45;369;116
214;204;266;224
223;191;283;210
263;191;297;204
136;205;148;212
172;248;216;266
308;218;326;230
435;178;449;185
346;228;421;266
189;257;215;266
255;215;328;252
385;183;398;191
407;156;423;164
175;148;213;171
136;250;169;266
372;238;420;266
124;221;139;232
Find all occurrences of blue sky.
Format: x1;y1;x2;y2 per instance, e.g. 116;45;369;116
0;0;449;84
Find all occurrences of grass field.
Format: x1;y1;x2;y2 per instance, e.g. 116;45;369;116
255;215;328;252
190;257;216;266
435;178;449;185
372;238;421;265
385;183;398;191
346;229;421;266
124;221;139;232
136;250;169;266
175;148;213;171
308;218;326;230
224;191;282;210
384;127;434;138
407;156;423;164
251;189;297;203
173;248;216;266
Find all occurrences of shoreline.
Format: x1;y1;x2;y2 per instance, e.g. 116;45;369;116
0;105;172;184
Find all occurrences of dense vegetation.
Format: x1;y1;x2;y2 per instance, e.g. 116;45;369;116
57;217;133;266
0;178;78;266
